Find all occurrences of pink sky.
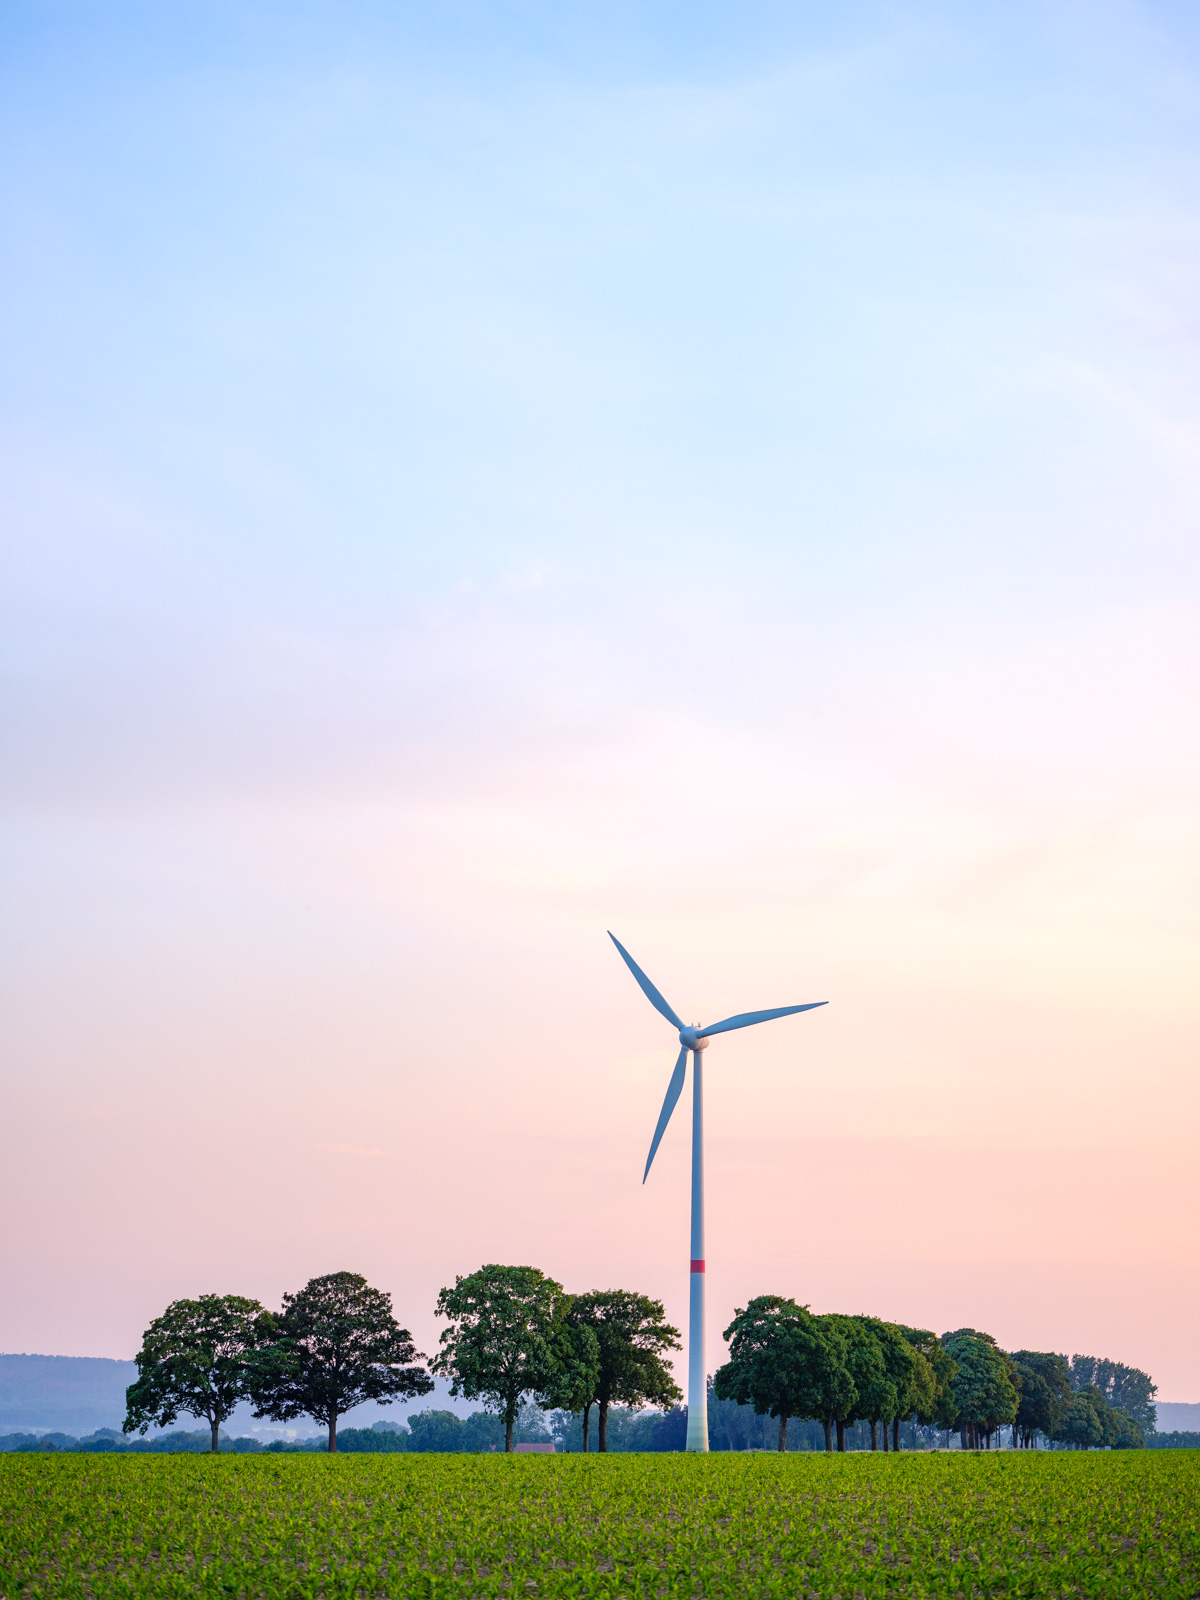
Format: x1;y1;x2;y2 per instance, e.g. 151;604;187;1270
5;702;1198;1394
2;1;1198;1402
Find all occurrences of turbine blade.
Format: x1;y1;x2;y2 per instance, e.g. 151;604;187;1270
699;1001;827;1038
608;932;685;1030
643;1045;688;1183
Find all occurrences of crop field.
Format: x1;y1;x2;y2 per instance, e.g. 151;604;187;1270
1;1451;1196;1598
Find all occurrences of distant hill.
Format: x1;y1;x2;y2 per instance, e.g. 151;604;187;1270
0;1353;476;1437
1154;1402;1200;1434
0;1355;138;1437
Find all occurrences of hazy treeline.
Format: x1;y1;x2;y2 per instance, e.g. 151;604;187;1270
0;1406;538;1455
1;1428;269;1455
115;1265;1163;1455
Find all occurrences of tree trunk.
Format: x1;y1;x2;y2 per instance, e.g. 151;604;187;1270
581;1403;591;1453
823;1419;832;1450
836;1419;846;1452
328;1415;338;1454
869;1420;878;1450
598;1401;608;1453
505;1410;515;1453
893;1417;900;1452
210;1419;220;1454
778;1414;788;1452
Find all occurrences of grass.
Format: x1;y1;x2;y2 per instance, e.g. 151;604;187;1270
2;1450;1197;1597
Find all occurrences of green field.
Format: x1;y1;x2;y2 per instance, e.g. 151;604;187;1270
2;1451;1196;1598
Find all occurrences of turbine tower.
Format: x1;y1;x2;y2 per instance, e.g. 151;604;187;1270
608;932;826;1452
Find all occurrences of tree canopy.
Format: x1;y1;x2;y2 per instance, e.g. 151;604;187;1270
1010;1350;1071;1445
567;1290;681;1451
942;1329;1019;1448
251;1271;432;1451
1057;1386;1111;1449
714;1296;854;1451
1068;1355;1157;1432
824;1315;892;1449
433;1264;582;1452
855;1317;934;1450
897;1325;956;1432
123;1294;270;1453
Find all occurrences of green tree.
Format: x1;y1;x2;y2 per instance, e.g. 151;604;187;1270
330;1425;407;1453
809;1315;870;1450
1110;1409;1146;1449
1068;1355;1157;1433
123;1294;269;1453
406;1410;465;1452
897;1325;957;1437
714;1296;854;1451
462;1410;507;1452
825;1315;893;1450
1052;1383;1144;1450
942;1329;1018;1449
541;1319;602;1443
567;1290;681;1452
251;1271;432;1452
433;1264;578;1453
1009;1350;1071;1447
1056;1386;1106;1449
856;1317;934;1451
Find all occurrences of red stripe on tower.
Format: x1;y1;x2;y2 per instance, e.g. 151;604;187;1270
690;1260;705;1273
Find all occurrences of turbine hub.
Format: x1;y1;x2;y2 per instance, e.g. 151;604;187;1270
679;1027;709;1051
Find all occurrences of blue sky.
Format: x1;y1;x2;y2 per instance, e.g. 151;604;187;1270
2;2;1199;1393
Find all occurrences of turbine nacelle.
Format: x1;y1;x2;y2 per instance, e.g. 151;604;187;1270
678;1027;708;1051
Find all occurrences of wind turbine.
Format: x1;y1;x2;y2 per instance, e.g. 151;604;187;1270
608;932;826;1452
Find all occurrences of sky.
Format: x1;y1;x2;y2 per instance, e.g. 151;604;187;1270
2;1;1198;1403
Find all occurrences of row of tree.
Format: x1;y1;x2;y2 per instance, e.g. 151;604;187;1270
124;1265;680;1453
123;1265;1155;1454
711;1295;1152;1452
